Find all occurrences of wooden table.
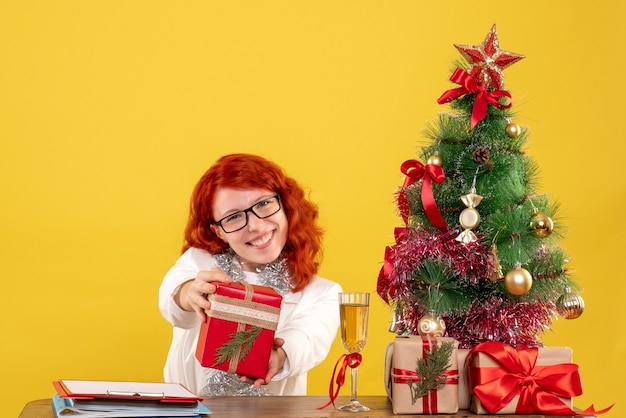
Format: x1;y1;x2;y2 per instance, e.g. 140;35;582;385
19;395;595;417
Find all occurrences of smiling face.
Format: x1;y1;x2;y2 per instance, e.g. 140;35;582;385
210;187;288;271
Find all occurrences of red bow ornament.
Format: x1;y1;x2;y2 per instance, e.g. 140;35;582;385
468;341;613;416
398;159;447;231
317;353;362;409
376;227;407;303
437;68;512;129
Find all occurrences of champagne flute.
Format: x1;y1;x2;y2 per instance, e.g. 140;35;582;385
338;292;370;412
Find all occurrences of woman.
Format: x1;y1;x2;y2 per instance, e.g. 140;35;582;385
159;153;342;396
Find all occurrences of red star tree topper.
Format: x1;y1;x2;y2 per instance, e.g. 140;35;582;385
454;24;525;89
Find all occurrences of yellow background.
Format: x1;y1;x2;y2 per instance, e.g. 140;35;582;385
1;1;624;416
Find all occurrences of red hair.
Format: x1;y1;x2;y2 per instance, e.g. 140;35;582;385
183;153;323;292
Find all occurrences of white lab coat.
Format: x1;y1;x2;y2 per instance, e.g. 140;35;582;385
158;247;342;395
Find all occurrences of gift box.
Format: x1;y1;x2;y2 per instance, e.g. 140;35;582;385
457;348;471;410
195;281;282;380
468;342;579;415
385;335;459;414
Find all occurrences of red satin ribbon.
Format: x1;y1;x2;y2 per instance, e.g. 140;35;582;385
376;227;407;302
468;341;613;416
398;159;447;231
437;68;512;129
392;368;459;385
317;352;362;409
376;246;395;303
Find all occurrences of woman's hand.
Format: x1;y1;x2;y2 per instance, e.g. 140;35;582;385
175;269;232;321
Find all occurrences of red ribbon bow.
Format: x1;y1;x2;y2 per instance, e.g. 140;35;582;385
317;353;362;409
437;68;512;129
398;159;447;231
376;227;407;303
468;341;613;416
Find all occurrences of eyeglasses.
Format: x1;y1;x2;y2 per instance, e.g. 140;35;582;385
213;195;282;233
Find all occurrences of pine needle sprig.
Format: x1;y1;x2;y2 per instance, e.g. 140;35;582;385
214;326;262;365
411;260;473;313
408;340;455;404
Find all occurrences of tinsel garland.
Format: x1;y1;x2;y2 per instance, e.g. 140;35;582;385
443;296;555;348
200;249;293;397
214;249;294;296
381;226;489;303
381;226;556;348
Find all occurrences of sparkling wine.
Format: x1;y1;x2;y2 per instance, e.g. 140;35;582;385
340;303;369;353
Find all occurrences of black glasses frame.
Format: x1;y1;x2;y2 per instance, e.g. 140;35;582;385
213;195;281;233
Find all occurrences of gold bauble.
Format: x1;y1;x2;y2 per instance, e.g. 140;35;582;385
427;153;443;167
530;211;554;237
505;122;521;138
459;207;480;229
556;289;585;319
417;314;446;337
504;266;533;295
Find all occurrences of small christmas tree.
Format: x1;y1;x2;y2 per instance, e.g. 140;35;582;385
377;25;585;349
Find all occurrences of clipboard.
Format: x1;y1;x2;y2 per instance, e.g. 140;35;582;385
53;379;203;403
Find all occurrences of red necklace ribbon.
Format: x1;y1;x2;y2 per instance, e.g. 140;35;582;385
437;68;512;129
317;352;362;409
468;341;613;415
399;159;447;231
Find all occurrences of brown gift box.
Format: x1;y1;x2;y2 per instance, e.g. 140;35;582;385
385;335;459;414
457;348;471;410
469;345;573;414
